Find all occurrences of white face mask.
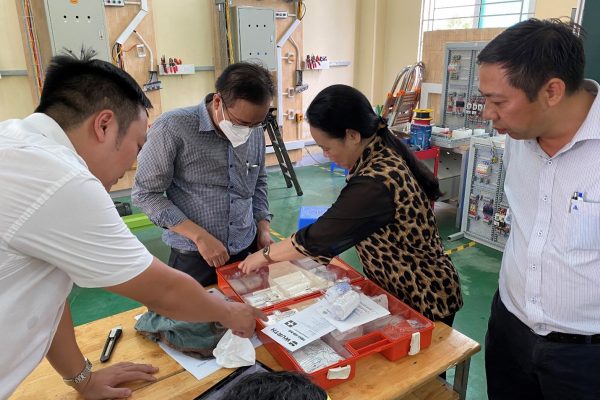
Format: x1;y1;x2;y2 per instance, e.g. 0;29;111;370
219;105;252;147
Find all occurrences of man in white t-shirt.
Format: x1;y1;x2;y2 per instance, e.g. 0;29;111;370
0;52;264;399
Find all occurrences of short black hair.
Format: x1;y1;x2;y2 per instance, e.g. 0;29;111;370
35;48;152;138
215;62;275;106
220;371;327;400
477;18;585;101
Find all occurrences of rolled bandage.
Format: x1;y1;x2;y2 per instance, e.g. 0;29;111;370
331;290;361;320
324;281;352;304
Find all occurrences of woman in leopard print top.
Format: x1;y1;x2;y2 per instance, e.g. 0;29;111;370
240;85;462;324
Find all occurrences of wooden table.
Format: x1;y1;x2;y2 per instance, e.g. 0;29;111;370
11;307;479;400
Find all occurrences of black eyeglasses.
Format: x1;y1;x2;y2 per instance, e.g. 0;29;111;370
222;102;265;129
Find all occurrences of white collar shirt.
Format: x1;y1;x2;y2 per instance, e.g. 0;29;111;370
0;113;152;397
500;79;600;335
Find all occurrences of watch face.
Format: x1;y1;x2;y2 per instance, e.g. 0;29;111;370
262;246;272;262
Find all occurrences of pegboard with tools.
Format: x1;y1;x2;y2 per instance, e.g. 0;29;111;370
440;41;491;132
461;136;510;251
158;56;194;75
302;54;328;70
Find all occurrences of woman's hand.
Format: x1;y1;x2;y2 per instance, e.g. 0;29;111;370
239;250;269;274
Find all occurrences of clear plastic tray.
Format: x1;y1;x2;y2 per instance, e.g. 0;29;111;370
216;258;364;311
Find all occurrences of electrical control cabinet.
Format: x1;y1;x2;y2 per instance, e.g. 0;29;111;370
461;136;510;251
43;0;110;62
440;42;490;132
231;7;276;70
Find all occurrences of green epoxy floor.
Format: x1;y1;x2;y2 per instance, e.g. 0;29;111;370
68;164;502;400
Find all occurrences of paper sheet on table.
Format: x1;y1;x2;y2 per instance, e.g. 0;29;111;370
318;293;390;333
134;313;261;380
261;302;336;352
158;342;221;380
157;335;262;380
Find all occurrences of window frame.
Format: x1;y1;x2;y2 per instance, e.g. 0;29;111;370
418;0;536;59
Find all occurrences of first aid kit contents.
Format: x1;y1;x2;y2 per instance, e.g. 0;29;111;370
217;259;435;389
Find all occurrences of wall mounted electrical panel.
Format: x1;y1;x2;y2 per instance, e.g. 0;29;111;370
104;0;125;6
231;7;276;70
440;42;490;132
461;136;510;251
43;0;110;62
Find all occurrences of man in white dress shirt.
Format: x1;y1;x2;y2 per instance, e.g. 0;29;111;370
0;52;263;399
478;19;600;399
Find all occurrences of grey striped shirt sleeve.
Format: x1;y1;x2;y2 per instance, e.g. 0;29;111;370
132;118;188;229
252;131;272;223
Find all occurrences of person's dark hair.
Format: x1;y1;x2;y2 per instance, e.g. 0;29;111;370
220;371;327;400
35;48;152;139
477;18;585;101
216;62;275;106
306;84;442;201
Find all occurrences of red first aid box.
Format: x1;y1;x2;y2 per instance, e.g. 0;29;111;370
216;258;434;389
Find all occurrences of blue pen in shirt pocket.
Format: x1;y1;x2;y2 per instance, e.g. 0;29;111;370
570;191;583;213
566;191;600;250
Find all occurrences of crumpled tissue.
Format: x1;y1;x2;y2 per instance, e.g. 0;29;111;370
212;329;256;368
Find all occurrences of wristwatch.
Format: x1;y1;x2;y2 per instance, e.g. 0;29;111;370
63;358;92;387
262;245;275;263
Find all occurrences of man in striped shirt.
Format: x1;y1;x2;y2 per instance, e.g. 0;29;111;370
133;62;274;286
479;19;600;399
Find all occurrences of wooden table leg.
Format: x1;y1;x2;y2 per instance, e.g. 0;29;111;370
453;357;471;400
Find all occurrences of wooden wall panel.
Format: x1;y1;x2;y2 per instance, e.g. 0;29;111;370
105;1;162;191
15;0;163;117
15;1;163;192
104;0;162;120
211;1;304;165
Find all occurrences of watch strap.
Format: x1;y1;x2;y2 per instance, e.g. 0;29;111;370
262;245;274;263
63;358;92;387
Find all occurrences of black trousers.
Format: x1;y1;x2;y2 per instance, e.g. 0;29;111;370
168;236;258;287
486;290;600;400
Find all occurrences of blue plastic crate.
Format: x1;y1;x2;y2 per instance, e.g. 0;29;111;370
298;205;330;229
330;162;349;175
